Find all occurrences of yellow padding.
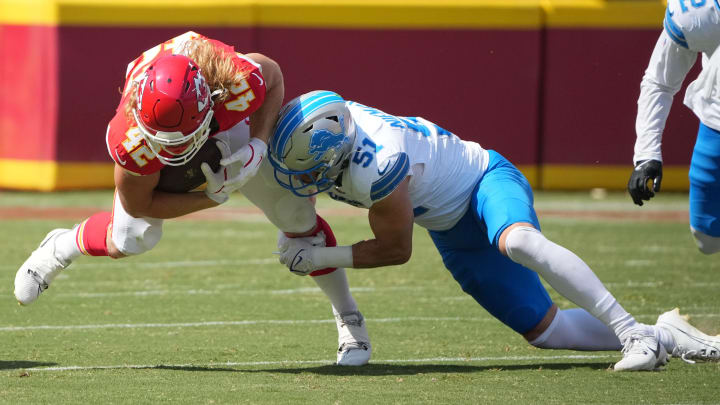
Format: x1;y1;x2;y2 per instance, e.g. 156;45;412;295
0;160;689;191
1;0;666;28
541;164;688;191
544;0;666;28
0;160;114;191
257;0;542;28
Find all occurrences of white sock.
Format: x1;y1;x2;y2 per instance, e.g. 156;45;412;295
530;308;621;350
311;268;358;315
505;226;647;342
54;226;83;264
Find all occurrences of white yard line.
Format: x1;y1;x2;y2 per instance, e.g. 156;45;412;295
2;314;718;333
29;281;720;299
52;286;423;298
0;258;277;272
23;354;618;372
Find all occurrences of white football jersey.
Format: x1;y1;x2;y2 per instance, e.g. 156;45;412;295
634;0;720;163
326;102;488;231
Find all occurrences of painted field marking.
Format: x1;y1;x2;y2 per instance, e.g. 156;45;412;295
2;314;718;333
21;354;619;372
33;280;720;300
0;258;278;272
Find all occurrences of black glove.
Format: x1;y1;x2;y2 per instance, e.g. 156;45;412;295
627;159;663;206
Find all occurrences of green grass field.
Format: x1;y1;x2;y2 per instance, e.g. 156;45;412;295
1;190;718;404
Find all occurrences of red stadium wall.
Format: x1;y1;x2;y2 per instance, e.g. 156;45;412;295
0;0;696;191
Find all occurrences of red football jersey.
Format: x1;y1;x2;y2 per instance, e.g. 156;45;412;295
106;31;266;175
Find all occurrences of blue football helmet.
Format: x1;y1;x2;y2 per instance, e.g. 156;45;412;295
269;90;355;197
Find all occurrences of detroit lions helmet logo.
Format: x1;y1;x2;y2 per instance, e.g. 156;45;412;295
308;118;347;161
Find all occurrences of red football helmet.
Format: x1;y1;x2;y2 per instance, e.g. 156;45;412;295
133;54;214;166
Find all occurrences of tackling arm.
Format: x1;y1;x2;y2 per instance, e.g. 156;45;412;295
352;177;414;267
278;177;415;273
114;164;219;219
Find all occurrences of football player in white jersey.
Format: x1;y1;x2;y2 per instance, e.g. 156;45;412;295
628;0;720;254
270;91;720;371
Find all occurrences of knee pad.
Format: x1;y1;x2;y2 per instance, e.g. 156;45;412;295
112;218;163;256
138;224;163;254
691;227;720;255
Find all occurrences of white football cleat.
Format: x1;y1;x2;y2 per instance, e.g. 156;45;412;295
14;229;71;306
335;311;371;366
656;308;720;363
614;332;668;371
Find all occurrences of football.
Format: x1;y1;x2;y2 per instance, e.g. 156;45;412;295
156;138;223;193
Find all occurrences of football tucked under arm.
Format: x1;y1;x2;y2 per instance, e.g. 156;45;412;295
156;138;223;193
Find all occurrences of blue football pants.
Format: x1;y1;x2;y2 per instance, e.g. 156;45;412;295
689;123;720;237
429;150;553;334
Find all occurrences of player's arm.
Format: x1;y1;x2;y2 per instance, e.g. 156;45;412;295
219;53;284;189
352;177;414;267
278;178;415;274
114;164;219;219
244;53;284;145
629;30;697;206
633;31;697;164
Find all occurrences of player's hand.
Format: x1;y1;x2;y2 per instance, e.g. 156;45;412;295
201;162;230;204
199;140;235;204
627;159;663;206
220;138;267;190
276;232;326;276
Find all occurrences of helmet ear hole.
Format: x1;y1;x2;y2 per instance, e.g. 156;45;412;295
302;125;314;133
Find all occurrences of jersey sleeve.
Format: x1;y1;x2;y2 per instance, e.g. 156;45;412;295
211;53;267;132
634;30;698;163
106;109;163;175
370;152;410;202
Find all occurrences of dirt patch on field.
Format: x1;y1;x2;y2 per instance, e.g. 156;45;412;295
0;206;688;223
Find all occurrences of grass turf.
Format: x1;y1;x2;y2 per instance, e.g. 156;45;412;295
0;190;718;404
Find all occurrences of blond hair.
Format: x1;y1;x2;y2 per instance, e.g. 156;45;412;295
124;37;248;121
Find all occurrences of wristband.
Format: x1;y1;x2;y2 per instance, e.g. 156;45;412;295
313;246;354;269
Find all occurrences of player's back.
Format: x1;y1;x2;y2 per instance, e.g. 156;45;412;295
107;31;265;175
665;0;720;55
335;102;488;231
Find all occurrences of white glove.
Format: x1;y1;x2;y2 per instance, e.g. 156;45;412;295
200;140;235;204
277;231;326;276
276;231;354;275
201;162;229;204
279;239;320;275
220;137;268;190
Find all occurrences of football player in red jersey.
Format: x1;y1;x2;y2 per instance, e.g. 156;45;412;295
14;32;371;366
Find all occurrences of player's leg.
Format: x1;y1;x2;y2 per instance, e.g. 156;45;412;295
688;123;720;255
240;160;370;365
476;150;668;371
429;210;622;351
527;306;622;351
309;216;371;365
14;190;163;305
